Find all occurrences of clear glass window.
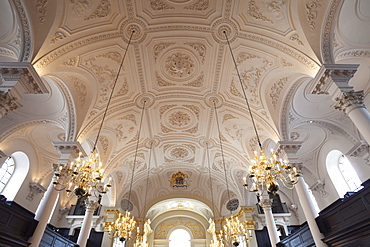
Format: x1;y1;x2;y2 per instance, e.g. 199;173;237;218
338;155;362;191
169;229;191;247
0;157;15;193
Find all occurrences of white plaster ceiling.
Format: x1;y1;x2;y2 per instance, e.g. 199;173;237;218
0;0;369;217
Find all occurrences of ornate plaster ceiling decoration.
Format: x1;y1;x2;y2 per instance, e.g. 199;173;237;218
1;0;369;226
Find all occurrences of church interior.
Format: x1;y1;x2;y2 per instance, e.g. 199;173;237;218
0;0;370;247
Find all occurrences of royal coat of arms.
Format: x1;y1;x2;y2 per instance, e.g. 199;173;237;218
169;171;189;190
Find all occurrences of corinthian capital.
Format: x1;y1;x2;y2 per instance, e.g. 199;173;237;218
259;198;273;210
334;90;365;114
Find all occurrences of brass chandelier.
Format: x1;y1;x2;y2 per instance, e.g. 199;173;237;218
104;210;136;242
223;31;300;195
53;30;135;198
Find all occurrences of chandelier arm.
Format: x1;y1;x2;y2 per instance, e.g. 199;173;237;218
213;100;232;215
128;100;146;204
223;31;262;151
92;30;135;152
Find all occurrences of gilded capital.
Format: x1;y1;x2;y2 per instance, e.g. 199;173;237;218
334;90;365;114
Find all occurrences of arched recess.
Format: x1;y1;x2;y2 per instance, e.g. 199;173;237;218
1;151;29;201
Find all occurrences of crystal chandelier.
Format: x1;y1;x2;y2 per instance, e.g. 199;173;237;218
213;103;253;246
223;31;301;194
133;220;151;247
53;30;135;197
104;210;136;242
218;215;252;246
53;151;112;197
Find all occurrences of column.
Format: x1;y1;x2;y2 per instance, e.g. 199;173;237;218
278;141;327;247
334;90;370;144
29;141;83;247
259;196;280;246
311;64;370;144
346;140;370;182
295;177;327;247
77;199;100;247
28;179;59;247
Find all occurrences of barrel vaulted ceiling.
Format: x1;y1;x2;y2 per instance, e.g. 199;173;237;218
0;0;369;216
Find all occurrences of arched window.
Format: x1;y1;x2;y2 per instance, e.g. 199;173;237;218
1;151;29;201
327;150;362;197
338;155;362;191
0;157;15;193
169;229;191;247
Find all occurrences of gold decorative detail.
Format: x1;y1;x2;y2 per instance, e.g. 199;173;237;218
50;31;66;44
99;136;109;154
150;0;174;10
85;0;111;20
169;171;189;190
248;0;273;24
97;52;123;63
223;114;238;123
62;57;76;66
279;58;293;67
156;72;175;87
161;123;175;133
165;52;195;78
35;0;48;23
289;34;304;46
184;105;200;119
168;111;191;127
155;218;204;239
153;42;175;63
185;43;206;63
184;74;204;87
159;104;176;117
305;0;322;30
69;76;87;108
184;0;209;11
270;77;290;109
230;79;243;98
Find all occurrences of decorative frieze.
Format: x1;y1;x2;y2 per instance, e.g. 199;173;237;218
310;64;359;95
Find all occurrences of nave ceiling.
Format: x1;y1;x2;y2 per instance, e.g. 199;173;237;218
0;0;369;216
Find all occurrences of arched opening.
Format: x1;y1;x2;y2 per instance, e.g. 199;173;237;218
169;228;191;247
326;150;362;197
1;152;29;200
0;157;15;193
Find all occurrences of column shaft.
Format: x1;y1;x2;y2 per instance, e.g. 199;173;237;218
295;177;327;247
77;201;98;247
347;107;370;145
29;180;58;247
259;197;280;245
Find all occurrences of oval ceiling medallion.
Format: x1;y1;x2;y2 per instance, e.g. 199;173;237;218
163;107;197;130
159;50;198;82
164;144;195;162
